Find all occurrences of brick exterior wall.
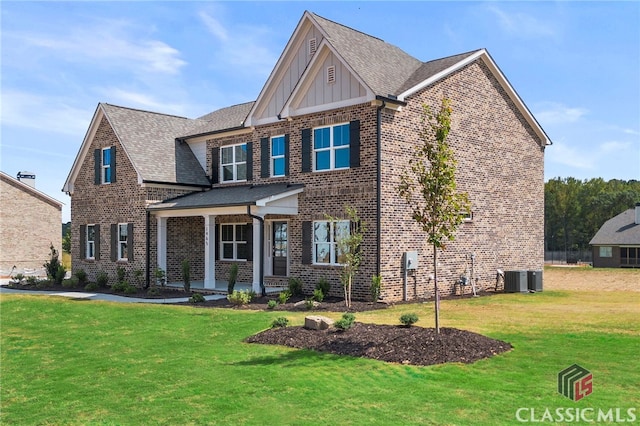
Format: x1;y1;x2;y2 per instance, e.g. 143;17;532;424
0;175;62;274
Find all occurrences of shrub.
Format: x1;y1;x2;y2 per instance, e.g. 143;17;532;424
267;300;278;309
288;277;303;296
228;264;239;294
85;282;98;291
147;286;161;297
36;280;49;289
116;266;127;283
133;269;144;288
54;265;66;286
247;289;257;301
112;281;131;293
11;273;25;285
334;313;356;331
189;293;206;303
124;285;138;294
75;269;88;285
62;277;79;288
96;271;109;288
371;274;383;302
155;268;166;287
271;317;289;328
26;275;38;285
227;290;251;305
315;278;330;297
277;290;291;305
312;288;324;302
182;259;191;293
304;298;315;310
400;313;419;327
43;244;62;282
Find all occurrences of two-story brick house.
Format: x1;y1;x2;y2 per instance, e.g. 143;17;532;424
63;11;550;301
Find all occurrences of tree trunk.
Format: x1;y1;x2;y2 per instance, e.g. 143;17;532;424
434;242;440;334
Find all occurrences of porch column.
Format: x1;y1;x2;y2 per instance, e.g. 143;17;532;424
204;215;216;289
157;217;167;280
252;217;262;293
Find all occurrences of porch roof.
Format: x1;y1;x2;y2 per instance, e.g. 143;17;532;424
147;183;304;213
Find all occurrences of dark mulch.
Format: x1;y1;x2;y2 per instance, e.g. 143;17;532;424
246;323;512;366
4;282;188;299
183;295;392;312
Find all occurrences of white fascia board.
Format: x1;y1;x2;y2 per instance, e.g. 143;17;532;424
149;205;249;218
255;187;304;207
183;127;253;144
63;104;103;194
280;40;375;119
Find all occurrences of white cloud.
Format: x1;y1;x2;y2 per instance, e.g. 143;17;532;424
486;5;557;38
534;102;588;126
199;11;229;41
600;140;632;153
547;139;596;170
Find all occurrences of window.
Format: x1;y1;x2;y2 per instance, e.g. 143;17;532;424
86;225;96;259
118;224;128;261
599;246;612;258
221;143;247;182
220;224;248;260
621;247;639;266
102;147;112;183
271;136;286;177
313;220;349;265
313;123;350;171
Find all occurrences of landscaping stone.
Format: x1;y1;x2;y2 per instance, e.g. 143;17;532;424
304;315;334;330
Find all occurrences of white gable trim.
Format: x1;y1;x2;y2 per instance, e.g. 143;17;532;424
280;40;375;119
399;49;551;146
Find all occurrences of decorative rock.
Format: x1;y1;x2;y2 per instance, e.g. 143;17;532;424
304;315;334;330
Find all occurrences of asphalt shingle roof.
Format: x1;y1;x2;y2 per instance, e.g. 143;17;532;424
589;207;640;245
188;102;255;137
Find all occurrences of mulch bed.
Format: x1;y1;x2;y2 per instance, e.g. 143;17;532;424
246;323;512;366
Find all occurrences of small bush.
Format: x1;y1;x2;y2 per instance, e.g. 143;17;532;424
54;265;66;286
315;278;330;297
271;317;289;328
116;266;127;283
43;244;62;282
182;259;191;293
312;288;324;302
228;264;239;294
36;280;49;289
227;290;251;305
267;300;278;309
133;269;144;288
400;313;419;327
147;286;161;296
155;268;166;287
277;290;291;305
189;293;206;303
371;274;383;302
334;313;356;331
304;298;315;310
85;282;98;291
288;277;303;296
112;281;131;293
96;271;109;288
11;273;25;285
75;269;88;285
62;276;79;288
26;275;38;285
247;289;257;301
124;285;138;294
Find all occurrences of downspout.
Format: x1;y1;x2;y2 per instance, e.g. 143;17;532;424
376;100;386;278
145;210;151;289
247;205;266;297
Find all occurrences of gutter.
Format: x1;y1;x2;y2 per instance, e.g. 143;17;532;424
376;100;386;278
145;210;151;289
247;205;266;297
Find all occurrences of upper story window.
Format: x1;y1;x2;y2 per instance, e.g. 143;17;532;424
221;143;247;182
86;225;96;259
95;146;115;185
313;220;349;265
221;223;248;261
118;223;128;261
102;147;112;183
271;136;286;177
313;123;350;172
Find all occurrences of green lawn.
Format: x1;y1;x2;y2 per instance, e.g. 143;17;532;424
2;275;639;425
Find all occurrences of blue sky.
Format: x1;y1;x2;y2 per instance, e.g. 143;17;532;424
2;1;639;223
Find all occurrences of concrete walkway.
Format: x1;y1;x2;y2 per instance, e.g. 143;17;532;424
0;284;226;304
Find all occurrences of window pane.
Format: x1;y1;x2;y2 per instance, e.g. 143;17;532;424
315;243;331;263
119;225;127;241
222;165;234;181
223;243;234;259
237;243;247;260
221;225;234;241
236;225;247;242
103;148;111;165
235;144;247;162
88;243;94;258
272;137;284;156
236;163;246;180
221;146;233;164
273;157;285;176
336;246;347;264
313;222;329;242
335;221;350;242
120;242;127;258
334;147;350;169
314;127;330;149
333;124;350;147
87;226;95;241
315;150;330;170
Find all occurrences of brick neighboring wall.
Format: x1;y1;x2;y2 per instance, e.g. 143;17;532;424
0;176;62;273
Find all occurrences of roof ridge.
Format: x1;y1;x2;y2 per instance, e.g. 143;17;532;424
196;101;256;121
422;49;484;65
308;11;384;43
101;103;191;120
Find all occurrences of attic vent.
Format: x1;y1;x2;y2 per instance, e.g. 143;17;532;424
326;65;336;84
308;38;317;56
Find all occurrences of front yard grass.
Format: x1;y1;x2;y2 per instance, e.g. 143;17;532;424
1;278;638;424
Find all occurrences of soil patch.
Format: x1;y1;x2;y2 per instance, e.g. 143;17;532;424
246;323;512;366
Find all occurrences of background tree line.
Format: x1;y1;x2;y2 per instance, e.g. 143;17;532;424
545;178;640;253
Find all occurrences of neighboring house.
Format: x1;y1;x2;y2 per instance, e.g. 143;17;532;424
0;171;63;276
63;11;550;301
589;203;640;268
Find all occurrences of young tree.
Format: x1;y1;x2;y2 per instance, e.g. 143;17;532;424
398;98;470;334
327;205;366;308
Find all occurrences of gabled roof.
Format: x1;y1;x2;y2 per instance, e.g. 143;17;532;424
590;207;640;246
186;102;255;138
1;171;63;209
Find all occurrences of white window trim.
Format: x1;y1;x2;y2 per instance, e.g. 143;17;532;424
101;147;111;184
86;224;95;260
313;123;350;172
220;223;248;261
220;143;247;183
118;223;128;261
271;135;285;177
312;220;350;266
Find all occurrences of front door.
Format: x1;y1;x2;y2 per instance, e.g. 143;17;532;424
272;221;288;276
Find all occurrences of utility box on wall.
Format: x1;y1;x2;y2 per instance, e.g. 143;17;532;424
527;270;543;292
404;251;418;270
504;270;528;293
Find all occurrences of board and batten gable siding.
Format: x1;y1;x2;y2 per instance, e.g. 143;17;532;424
378;58;545;301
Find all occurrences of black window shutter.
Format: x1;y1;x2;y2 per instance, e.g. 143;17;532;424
94;149;101;185
211;148;219;184
301;221;312;264
110;146;117;182
284;134;290;176
214;224;220;260
301;128;311;173
110;224;118;261
79;225;86;259
245;223;253;261
260;137;270;178
349;120;360;168
246;142;253;181
94;224;101;261
127;223;134;261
